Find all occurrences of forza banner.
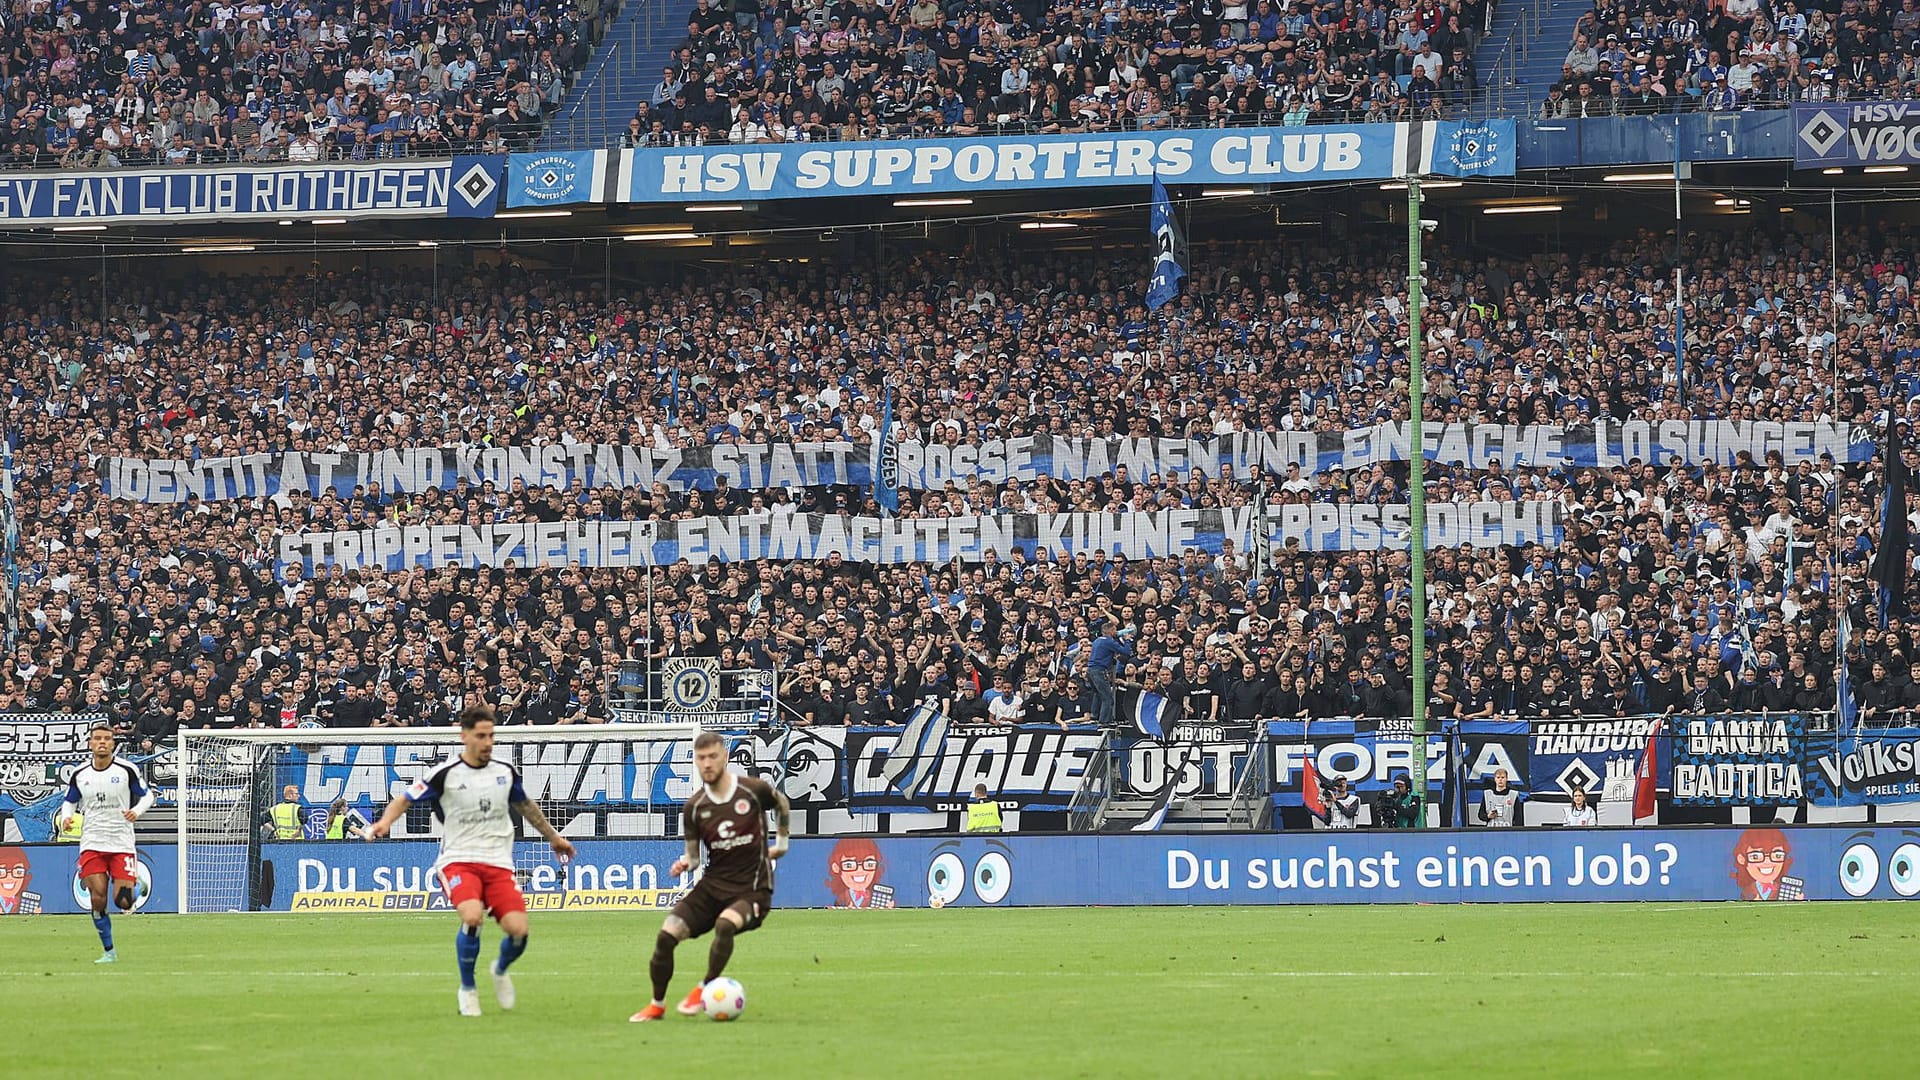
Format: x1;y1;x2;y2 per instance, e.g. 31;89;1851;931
1266;719;1530;808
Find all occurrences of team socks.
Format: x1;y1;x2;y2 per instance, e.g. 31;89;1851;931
497;934;528;973
649;931;678;1003
705;921;736;983
456;925;481;990
92;914;113;952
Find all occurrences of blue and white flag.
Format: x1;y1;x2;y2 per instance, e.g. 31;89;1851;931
873;383;900;515
1131;747;1186;832
1145;175;1186;312
1129;689;1169;739
881;701;950;795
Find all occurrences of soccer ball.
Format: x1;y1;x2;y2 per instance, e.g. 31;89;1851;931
702;977;747;1021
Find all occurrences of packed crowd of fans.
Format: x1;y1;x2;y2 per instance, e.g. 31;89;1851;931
1543;0;1920;115
0;0;615;169
623;0;1491;147
0;215;1915;744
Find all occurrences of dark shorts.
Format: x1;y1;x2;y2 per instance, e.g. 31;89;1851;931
672;876;772;938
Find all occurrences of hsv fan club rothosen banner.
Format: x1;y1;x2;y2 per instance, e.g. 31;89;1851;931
0;159;502;225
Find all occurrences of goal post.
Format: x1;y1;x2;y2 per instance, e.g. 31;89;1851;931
175;723;705;914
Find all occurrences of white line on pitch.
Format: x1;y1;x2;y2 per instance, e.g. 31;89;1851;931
0;969;1906;979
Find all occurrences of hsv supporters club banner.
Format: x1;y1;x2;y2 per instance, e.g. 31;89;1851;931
100;421;1862;503
276;502;1563;570
514;120;1515;206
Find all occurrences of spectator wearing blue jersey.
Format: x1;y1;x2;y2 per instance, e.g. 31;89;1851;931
1087;627;1136;729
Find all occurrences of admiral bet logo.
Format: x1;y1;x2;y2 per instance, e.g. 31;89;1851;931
1795;102;1920;167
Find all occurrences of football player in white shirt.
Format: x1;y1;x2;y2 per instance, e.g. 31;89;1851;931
56;726;154;964
368;705;575;1017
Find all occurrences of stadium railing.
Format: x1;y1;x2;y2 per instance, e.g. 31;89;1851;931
1066;728;1116;834
1228;732;1272;831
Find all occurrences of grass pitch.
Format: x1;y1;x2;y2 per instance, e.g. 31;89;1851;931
4;904;1916;1078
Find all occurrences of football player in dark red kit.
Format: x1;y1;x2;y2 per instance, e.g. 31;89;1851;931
631;730;790;1022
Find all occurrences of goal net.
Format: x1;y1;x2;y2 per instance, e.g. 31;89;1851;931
175;723;702;913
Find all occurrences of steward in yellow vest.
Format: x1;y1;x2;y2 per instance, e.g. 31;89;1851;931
964;784;1003;833
270;784;303;840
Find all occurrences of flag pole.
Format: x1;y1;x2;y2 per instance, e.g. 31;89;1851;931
1407;178;1428;828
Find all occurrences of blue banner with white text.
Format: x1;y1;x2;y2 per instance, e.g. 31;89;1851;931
505;149;618;207
0;162;467;225
216;825;1920;912
587;120;1512;204
1801;726;1920;807
1793;102;1920;168
1267;719;1532;806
